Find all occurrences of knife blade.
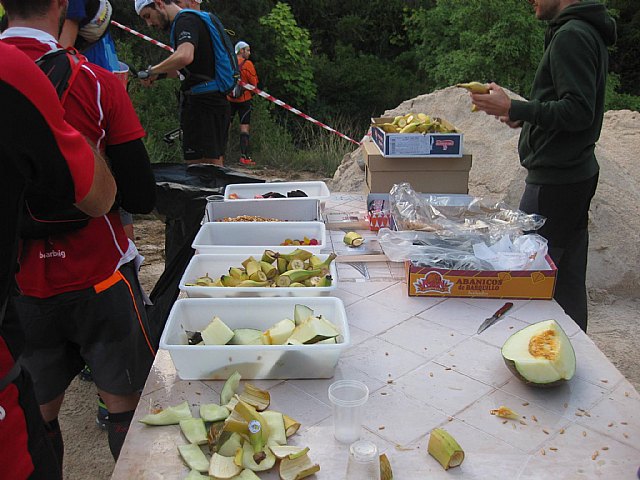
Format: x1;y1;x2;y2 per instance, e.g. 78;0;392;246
477;302;514;334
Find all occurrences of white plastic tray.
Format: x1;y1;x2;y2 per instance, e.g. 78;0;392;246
192;221;326;255
180;253;337;297
223;181;330;203
160;297;350;379
205;197;321;222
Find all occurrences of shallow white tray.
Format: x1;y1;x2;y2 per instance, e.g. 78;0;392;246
223;181;330;203
160;296;349;379
180;253;337;298
205;197;321;222
192;221;326;255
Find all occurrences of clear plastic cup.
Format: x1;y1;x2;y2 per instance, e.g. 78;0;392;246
345;440;381;479
328;380;369;444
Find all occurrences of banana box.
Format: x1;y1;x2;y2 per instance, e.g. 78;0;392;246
371;116;463;157
405;255;557;299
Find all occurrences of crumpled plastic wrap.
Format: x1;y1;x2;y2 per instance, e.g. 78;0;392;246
389;182;545;241
379;228;549;270
379;183;549;270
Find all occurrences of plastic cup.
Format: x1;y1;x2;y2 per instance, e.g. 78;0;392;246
345;440;381;479
328;380;369;444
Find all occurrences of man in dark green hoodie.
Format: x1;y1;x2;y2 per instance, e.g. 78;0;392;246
471;0;617;332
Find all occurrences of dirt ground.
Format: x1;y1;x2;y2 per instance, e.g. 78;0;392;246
60;197;640;480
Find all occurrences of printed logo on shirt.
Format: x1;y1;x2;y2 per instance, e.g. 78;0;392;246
39;249;66;260
178;31;193;42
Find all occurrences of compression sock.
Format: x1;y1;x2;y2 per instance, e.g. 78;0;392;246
44;417;64;474
239;132;250;157
107;410;135;460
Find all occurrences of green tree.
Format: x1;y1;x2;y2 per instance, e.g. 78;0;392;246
259;2;316;106
406;0;544;96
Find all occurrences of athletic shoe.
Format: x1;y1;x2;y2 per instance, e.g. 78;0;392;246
96;396;109;430
239;156;256;166
79;365;93;382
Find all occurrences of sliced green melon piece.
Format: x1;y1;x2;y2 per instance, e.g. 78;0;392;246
185;469;210;479
241;441;276;472
262;410;286;446
218;432;243;457
501;319;576;387
200;403;230;423
231;470;260;480
139;401;192;425
288;316;340;344
178;444;209;473
293;304;314;326
230;329;265;345
180;418;209;445
263;318;295;345
221;371;242;405
202;316;234;345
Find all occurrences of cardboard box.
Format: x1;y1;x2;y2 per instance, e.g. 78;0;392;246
405;256;557;300
371;117;463;157
363;139;471;194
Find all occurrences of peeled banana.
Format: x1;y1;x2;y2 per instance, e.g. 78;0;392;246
456;82;490;112
456;82;490;94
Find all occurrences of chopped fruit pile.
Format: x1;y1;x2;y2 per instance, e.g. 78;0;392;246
281;237;319;246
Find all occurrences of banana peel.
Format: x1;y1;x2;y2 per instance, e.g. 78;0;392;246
279;449;320;480
343;231;364;247
428;428;465;470
209;452;242;479
380;453;393;480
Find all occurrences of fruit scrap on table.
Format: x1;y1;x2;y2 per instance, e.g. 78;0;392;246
343;231;364;247
428;428;465;470
140;372;319;479
490;406;520;420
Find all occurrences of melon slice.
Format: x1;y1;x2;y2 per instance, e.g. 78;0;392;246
501;319;576;387
202;316;234;345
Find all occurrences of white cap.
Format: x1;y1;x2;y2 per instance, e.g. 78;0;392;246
235;41;249;54
135;0;154;15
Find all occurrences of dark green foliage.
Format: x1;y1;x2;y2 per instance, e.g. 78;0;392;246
407;0;544;97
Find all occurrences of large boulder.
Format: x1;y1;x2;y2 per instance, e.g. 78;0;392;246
330;87;640;297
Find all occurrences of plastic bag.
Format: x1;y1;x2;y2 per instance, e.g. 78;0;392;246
389;182;545;242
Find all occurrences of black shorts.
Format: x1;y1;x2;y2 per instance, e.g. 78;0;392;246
14;261;156;405
229;100;252;125
180;93;230;160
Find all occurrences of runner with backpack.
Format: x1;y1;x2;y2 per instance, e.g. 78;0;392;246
135;0;239;167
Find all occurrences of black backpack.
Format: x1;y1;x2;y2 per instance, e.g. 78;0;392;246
21;49;92;239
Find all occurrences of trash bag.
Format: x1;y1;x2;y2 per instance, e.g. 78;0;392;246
145;163;264;349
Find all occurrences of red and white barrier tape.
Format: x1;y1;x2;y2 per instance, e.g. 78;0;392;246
110;20;360;146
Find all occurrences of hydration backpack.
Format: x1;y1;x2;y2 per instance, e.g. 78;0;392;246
170;9;239;95
229;59;246;99
21;48;91;239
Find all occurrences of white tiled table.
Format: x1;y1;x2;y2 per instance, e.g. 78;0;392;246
112;194;640;480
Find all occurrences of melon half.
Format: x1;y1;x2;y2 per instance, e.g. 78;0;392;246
501;319;576;387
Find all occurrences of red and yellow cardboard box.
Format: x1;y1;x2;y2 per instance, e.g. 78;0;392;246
406;256;557;299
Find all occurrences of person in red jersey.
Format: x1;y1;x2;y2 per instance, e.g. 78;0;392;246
0;41;116;480
1;0;157;466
